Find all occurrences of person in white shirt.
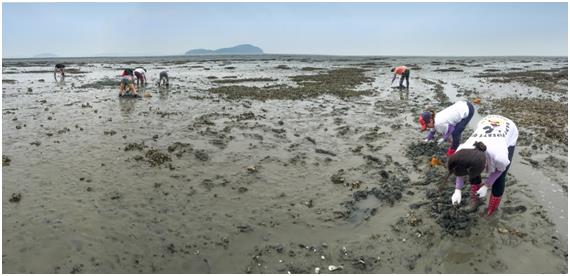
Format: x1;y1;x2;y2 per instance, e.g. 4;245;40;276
419;100;475;156
446;115;519;216
134;67;147;86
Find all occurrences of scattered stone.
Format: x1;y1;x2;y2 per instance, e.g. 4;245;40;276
9;193;21;203
2;155;11;166
124;142;146;151
145;149;172;166
330;169;345;184
305;137;316;145
195;150;210;161
237;225;253;233
315;148;336;156
109;192;121;200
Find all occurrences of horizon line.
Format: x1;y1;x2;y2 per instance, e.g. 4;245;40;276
3;53;568;60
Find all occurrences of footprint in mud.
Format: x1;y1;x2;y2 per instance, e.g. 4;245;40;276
338;180;405;224
167;142;193;158
345;196;381;224
501;205;527;215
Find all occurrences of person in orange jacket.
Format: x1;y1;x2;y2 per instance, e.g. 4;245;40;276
391;65;410;90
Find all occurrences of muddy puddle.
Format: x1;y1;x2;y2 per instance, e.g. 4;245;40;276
2;55;567;273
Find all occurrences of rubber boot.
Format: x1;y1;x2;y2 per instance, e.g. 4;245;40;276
487;195;502;216
447;147;456;157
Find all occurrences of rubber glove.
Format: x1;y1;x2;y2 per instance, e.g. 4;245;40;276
451;189;462;205
476;185;488;198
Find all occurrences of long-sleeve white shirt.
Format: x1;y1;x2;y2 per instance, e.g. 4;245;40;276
457;115;519;173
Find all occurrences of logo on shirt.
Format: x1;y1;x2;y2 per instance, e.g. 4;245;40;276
486;118;504;127
472;117;510;138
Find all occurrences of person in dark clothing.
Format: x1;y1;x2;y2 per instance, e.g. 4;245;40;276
158;71;169;88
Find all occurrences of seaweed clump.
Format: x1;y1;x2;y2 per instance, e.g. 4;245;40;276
208;68;373;101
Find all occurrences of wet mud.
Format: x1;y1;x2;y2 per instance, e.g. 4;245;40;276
2;55;567;273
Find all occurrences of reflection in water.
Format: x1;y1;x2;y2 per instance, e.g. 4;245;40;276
119;97;137;116
399;88;409;101
158;86;169;100
56;77;66;86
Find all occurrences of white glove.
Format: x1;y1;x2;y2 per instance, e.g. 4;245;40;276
451;189;462;205
476;185;488;198
437;138;445;145
423;138;429;142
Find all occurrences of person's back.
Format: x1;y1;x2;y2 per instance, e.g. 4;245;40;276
158;71;169;87
133;68;147;86
457;115;518;173
390;65;411;89
134;67;146;75
393;66;407;75
434;101;470;135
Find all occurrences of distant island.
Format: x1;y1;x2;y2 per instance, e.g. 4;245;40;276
185;44;263;56
33;53;58;58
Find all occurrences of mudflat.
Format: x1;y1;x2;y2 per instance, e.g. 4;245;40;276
2;55;567;273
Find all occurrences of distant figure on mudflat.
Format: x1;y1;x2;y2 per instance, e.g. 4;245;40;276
390;65;410;90
158;71;169;88
119;69;139;97
134;67;147;86
419;100;475;157
54;63;65;80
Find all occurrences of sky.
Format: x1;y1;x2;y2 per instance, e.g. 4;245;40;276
2;2;568;58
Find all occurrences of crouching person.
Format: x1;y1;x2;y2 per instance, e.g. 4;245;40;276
447;115;518;216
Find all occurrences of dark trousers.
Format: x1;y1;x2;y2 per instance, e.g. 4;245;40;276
492;146;515;197
134;72;145;86
451;101;475;150
399;69;410;89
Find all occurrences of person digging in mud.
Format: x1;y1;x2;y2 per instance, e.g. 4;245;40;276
158;71;169;88
446;115;518;216
390;65;410;90
134;67;147;86
419;100;475;156
54;63;65;79
119;69;139;97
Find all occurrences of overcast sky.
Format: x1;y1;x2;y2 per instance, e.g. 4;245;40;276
2;2;568;58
